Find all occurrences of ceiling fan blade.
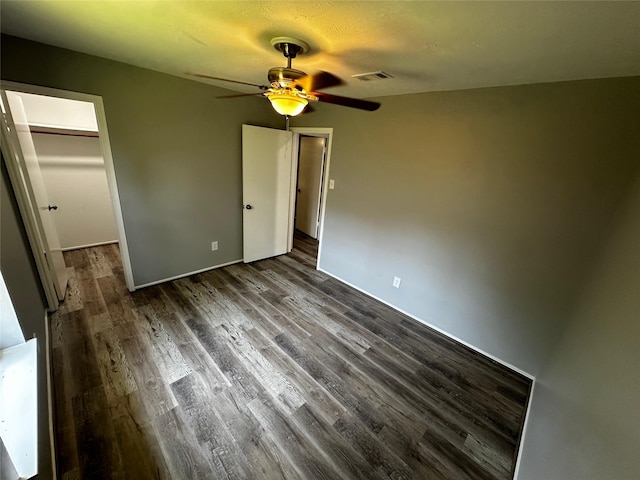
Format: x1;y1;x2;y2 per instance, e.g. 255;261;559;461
293;71;344;93
312;92;380;111
216;93;265;99
187;72;269;90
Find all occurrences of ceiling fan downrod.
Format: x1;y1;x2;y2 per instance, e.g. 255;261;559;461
271;37;310;69
282;43;299;68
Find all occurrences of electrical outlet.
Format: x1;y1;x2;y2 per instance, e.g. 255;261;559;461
393;276;401;288
211;241;218;251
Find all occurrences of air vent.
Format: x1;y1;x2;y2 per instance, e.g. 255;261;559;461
352;71;394;82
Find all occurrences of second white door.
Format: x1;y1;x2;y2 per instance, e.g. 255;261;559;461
242;125;294;263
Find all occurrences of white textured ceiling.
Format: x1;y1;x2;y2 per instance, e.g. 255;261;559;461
1;1;639;99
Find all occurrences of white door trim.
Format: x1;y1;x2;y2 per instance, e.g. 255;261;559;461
1;92;60;309
289;127;333;268
3;91;69;301
0;81;135;292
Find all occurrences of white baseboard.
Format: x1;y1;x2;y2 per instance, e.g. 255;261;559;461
134;259;243;290
317;267;536;479
62;240;118;251
513;380;535;480
318;267;535;379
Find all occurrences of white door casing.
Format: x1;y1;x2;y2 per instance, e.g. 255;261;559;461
13;91;118;251
2;91;68;301
290;127;333;267
295;136;325;238
242;125;294;263
1;80;135;294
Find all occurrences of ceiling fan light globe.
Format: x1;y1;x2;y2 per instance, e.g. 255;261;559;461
269;93;308;116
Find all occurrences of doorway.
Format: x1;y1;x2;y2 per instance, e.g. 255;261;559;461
293;135;326;263
241;125;332;269
0;81;134;309
11;91;119;252
295;135;326;239
290;127;333;268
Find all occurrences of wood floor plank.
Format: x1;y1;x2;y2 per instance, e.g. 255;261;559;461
170;373;249;480
243;327;347;426
118;326;178;420
289;404;387;480
247;396;346;480
63;267;84;313
50;239;531;479
273;332;387;435
107;394;166;480
331;414;417;480
216;322;306;415
204;387;302;480
135;305;193;384
90;320;138;401
150;407;218;479
51;345;81;478
157;311;231;393
72;385;124;479
157;282;200;319
85;246;114;279
185;314;265;405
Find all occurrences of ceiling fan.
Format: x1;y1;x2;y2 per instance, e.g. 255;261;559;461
188;37;380;117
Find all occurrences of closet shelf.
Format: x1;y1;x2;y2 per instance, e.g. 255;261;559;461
29;124;99;137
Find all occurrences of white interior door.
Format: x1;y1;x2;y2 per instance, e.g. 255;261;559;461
295;136;325;238
2;91;68;301
242;124;294;263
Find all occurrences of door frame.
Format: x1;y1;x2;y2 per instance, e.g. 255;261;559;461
3;90;72;303
289;127;333;267
0;81;135;301
294;135;326;239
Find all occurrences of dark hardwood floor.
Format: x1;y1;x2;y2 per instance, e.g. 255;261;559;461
292;230;318;263
50;239;531;480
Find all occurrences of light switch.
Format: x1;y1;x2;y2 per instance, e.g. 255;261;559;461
329;179;335;190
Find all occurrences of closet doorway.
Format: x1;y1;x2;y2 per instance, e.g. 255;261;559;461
292;133;328;264
15;92;119;251
1;82;134;309
295;135;326;239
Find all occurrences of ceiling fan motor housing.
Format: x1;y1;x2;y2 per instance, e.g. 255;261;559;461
268;67;307;87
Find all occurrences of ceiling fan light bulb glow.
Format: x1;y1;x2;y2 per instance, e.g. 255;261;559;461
269;93;308;116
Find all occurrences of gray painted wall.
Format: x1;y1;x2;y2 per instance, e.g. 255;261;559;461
1;34;281;286
518;170;640;479
1;155;52;479
295;77;639;374
294;77;640;477
3;34;639;479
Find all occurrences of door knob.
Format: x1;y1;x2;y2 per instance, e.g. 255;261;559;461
245;204;253;210
47;205;58;211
